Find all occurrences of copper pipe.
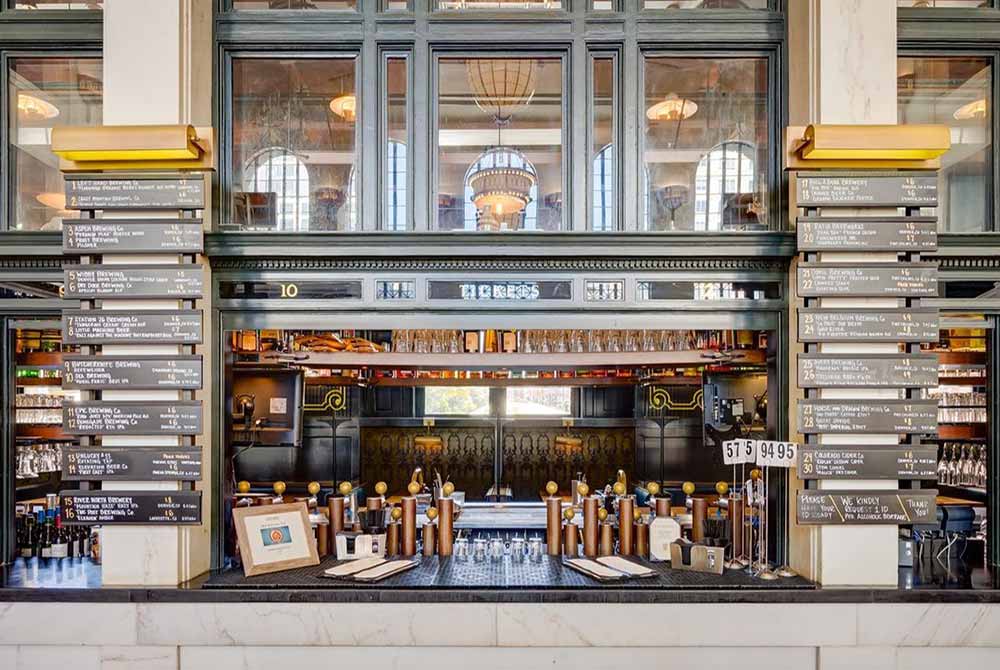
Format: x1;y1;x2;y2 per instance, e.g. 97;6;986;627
618;497;634;555
437;497;454;556
366;497;383;512
563;523;578;557
317;508;329;557
422;524;436;557
582;497;598;557
387;521;400;556
401;497;417;556
328;497;345;556
731;493;744;558
545;497;562;556
599;522;614;556
635;522;649;558
655;497;671;518
692;497;707;543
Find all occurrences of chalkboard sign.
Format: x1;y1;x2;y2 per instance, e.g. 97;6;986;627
798;354;939;388
62;310;203;345
63;220;203;254
64;265;204;300
798;399;938;434
62;447;203;481
62;355;202;390
797;263;938;298
60;490;202;525
798;309;939;343
64;401;202;436
65;177;205;210
797;446;938;480
797;490;937;525
796;173;938;208
797;217;938;252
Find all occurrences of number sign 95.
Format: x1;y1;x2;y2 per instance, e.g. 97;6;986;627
756;441;797;468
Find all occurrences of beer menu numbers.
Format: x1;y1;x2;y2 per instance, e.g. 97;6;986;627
63;220;204;254
62;355;203;390
64;176;205;210
798;309;939;343
63;448;203;481
60;491;202;525
64;402;203;436
797;217;937;252
796;173;938;208
62;310;203;345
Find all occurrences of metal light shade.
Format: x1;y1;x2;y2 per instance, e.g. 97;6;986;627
329;94;357;121
468;147;536;222
466;59;538;120
18;94;59;121
646;92;698;121
954;98;987;121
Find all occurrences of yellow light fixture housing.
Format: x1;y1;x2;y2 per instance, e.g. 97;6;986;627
51;124;215;172
954;98;987;121
18;93;59;121
646;93;698;122
329;94;357;121
796;124;950;161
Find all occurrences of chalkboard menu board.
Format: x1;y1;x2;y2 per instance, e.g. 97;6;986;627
797;217;938;252
62;355;202;390
798;354;939;388
797;263;938;298
797;446;938;480
64;265;204;300
797;490;937;525
63;220;203;254
65;177;205;210
64;401;202;436
60;490;202;525
798;399;938;434
796;173;938;207
63;447;202;481
62;310;203;344
798;309;939;343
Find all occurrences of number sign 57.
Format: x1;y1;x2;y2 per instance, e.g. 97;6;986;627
723;439;757;465
756;441;797;468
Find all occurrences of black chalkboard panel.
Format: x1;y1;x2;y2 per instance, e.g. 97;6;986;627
63;220;203;254
60;490;202;525
64;265;204;300
62;310;203;344
797;446;938;480
798;309;939;343
64;401;203;436
798;399;938;434
797;263;938;298
798;354;939;388
797;216;938;252
797;490;937;525
62;447;203;481
62;355;202;390
796;173;938;207
65;177;205;210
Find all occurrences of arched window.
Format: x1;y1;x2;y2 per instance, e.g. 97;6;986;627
242;147;310;232
592;144;615;232
694;140;757;231
463;149;538;231
384;139;407;231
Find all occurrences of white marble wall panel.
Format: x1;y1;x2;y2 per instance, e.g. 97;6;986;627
895;647;1000;669
495;603;856;647
857;604;1000;647
15;645;101;670
99;645;178;670
0;603;137;646
136;602;497;647
819;646;896;670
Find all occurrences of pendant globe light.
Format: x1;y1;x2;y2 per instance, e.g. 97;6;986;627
646;92;698;122
465;58;538;123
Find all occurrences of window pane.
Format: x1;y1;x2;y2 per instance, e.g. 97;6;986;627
898;1;990;7
383;57;409;231
9;57;102;231
592;56;617;231
643;56;768;232
10;1;102;7
898;56;991;232
437;1;563;9
384;0;409;9
231;57;357;232
438;57;564;231
232;1;356;9
643;1;768;8
591;1;616;8
506;387;571;416
425;387;491;415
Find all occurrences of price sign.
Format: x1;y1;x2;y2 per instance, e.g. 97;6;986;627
756;440;797;468
723;439;756;464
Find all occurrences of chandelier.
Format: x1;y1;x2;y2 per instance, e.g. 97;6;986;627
646;92;698;122
18;93;59;121
466;59;538;123
954;98;987;121
468;147;537;230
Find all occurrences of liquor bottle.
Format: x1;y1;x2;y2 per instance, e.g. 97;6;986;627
483;329;499;353
502;329;518;353
463;330;480;353
79;525;89;558
34;510;44;558
50;513;68;559
40;510;53;558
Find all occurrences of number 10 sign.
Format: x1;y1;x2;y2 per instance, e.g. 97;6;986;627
722;439;757;465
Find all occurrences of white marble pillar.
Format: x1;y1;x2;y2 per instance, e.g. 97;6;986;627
788;0;901;587
98;0;212;586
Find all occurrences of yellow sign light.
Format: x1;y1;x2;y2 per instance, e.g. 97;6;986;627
51;124;215;172
798;124;950;161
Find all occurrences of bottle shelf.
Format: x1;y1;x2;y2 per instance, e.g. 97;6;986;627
16;378;64;387
15;352;63;367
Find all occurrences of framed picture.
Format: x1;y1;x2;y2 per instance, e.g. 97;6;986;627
232;502;319;577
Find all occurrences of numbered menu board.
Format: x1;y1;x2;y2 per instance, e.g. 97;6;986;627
798;447;938;480
63;220;203;254
60;491;202;525
65;176;205;211
797;263;937;298
798;354;938;389
796;173;937;207
64;265;204;300
62;310;203;345
798;399;938;434
64;401;203;436
62;355;202;391
797;217;937;252
797;490;937;525
63;448;203;481
798;309;939;343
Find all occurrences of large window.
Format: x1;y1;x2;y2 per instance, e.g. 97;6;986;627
898;56;991;232
643;56;769;231
230;56;358;231
424;387;491;415
9;1;102;7
505;386;571;416
8;57;102;231
232;1;357;9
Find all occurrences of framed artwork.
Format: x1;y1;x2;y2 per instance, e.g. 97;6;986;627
232;502;319;577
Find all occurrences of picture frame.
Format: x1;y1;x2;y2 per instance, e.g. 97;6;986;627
232;502;319;577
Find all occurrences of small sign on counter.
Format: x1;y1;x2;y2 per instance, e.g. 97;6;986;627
60;490;202;525
62;310;203;345
62;355;202;390
64;265;204;300
64;401;203;436
796;490;937;525
798;354;939;388
63;220;203;254
62;447;203;481
797;446;938;480
798;399;938;434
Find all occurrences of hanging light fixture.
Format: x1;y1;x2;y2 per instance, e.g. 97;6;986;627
35;192;67;210
329;94;356;121
646;92;698;122
465;58;537;123
954;98;987;121
468;146;537;227
18;93;59;121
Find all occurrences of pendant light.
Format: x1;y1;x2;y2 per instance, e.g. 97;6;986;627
646;92;698;122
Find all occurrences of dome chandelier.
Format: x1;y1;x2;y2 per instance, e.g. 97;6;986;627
646;92;698;122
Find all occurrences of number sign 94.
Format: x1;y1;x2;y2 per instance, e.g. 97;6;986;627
756;441;797;468
723;439;757;465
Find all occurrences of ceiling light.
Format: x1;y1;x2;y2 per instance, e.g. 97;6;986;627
954;98;987;121
468;147;537;224
329;94;357;121
646;93;698;122
466;59;538;122
35;192;66;210
18;93;59;121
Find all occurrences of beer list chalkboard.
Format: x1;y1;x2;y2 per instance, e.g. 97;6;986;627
62;355;203;390
64;402;203;436
798;399;938;434
798;309;939;343
63;220;204;254
797;263;938;298
60;490;202;525
797;447;938;480
63;448;203;481
798;354;939;388
64;265;204;300
65;177;205;210
62;310;203;345
797;217;938;252
797;490;937;525
796;173;938;207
